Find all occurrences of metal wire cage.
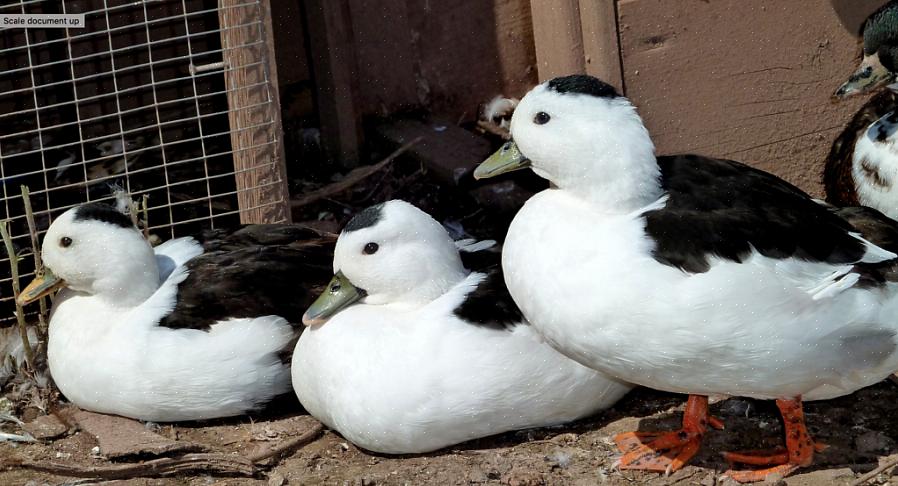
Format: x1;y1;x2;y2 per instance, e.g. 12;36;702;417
0;0;290;322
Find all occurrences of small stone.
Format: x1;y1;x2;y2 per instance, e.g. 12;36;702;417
22;414;68;440
89;445;102;457
267;471;286;486
54;451;71;459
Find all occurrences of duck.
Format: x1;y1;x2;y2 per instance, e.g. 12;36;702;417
826;1;898;217
474;74;898;482
16;202;334;422
291;200;631;454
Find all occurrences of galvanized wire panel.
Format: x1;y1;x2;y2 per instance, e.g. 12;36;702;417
0;0;288;323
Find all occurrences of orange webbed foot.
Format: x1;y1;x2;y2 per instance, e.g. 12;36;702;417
722;397;824;483
613;395;718;475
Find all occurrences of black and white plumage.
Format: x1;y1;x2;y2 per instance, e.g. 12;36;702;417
292;200;630;454
18;202;334;422
474;74;898;480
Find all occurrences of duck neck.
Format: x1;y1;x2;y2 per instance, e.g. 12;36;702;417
90;244;161;308
549;133;662;213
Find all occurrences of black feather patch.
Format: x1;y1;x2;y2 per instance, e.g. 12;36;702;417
831;206;898;287
344;203;385;232
547;74;619;98
453;267;524;331
644;155;868;273
73;203;133;228
158;224;336;331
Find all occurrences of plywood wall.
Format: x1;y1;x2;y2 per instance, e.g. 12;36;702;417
616;0;889;196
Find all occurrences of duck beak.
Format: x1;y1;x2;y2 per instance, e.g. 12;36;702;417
301;271;365;326
473;140;531;180
17;268;66;306
835;53;893;98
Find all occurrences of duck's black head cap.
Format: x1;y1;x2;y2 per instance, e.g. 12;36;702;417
344;203;385;233
864;2;898;70
547;74;620;99
73;202;134;228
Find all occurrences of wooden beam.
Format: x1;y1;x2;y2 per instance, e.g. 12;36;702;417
579;0;623;92
530;0;585;81
304;0;362;169
218;0;292;224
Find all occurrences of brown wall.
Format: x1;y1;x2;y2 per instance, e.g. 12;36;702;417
617;0;889;196
348;0;537;121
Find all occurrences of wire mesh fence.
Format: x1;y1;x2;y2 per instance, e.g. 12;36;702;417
0;0;289;324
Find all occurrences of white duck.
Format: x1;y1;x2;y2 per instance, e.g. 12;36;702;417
292;200;631;454
474;74;898;482
18;202;334;422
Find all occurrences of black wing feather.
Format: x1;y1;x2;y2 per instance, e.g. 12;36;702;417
645;155;868;273
454;245;524;330
158;225;335;330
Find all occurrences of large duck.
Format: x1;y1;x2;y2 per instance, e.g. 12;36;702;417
292;200;631;454
18;202;333;422
475;74;898;482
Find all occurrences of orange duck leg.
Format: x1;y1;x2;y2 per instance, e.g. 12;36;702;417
723;397;826;483
614;395;723;475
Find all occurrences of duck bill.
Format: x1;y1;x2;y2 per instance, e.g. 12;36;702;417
835;53;893;98
301;271;365;326
17;268;66;306
473;140;531;180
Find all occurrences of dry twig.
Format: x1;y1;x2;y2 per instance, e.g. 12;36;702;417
3;422;324;479
20;185;48;339
291;137;422;209
850;454;898;485
0;220;34;370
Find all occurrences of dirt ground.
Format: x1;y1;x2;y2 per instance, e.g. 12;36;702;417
3;381;898;486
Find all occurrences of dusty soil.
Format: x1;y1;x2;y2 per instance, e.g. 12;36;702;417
3;381;898;486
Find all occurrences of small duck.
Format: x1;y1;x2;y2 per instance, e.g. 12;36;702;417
827;1;898;217
17;202;334;422
292;200;631;454
475;74;898;482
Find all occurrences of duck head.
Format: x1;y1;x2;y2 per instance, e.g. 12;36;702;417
17;203;159;307
474;74;660;212
836;2;898;98
302;200;467;326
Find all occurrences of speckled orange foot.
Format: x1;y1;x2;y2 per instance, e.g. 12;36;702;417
722;397;825;483
614;395;723;475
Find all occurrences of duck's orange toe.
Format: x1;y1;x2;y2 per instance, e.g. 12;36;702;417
615;429;704;474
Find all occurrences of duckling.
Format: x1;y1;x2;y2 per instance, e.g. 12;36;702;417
17;202;334;422
475;74;898;482
292;200;631;454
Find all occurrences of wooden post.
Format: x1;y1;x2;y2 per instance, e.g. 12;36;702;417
579;0;623;92
529;0;623;92
303;0;362;168
218;0;292;224
530;0;585;81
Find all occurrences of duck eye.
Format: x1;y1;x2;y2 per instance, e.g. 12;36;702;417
533;111;551;125
59;236;72;248
363;242;379;255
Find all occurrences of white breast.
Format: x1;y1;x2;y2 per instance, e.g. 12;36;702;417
502;190;898;401
853;113;898;218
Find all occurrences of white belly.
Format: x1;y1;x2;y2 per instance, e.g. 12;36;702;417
291;299;630;454
502;190;898;400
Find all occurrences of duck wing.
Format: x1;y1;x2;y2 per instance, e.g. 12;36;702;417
644;155;895;278
157;225;335;330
